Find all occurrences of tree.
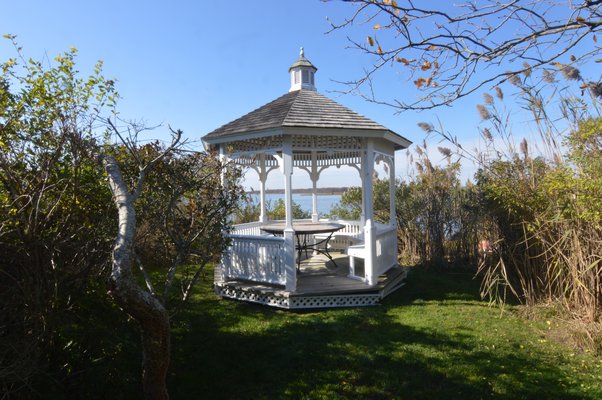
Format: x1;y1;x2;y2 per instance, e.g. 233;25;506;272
0;37;117;395
101;120;243;399
330;0;602;111
268;198;311;220
0;37;243;398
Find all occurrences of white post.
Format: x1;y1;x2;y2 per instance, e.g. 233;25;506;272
259;154;268;223
282;136;296;291
363;140;377;284
217;144;228;284
389;156;396;227
359;142;366;227
311;150;319;223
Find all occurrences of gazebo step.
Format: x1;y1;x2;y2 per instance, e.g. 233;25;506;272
379;267;408;298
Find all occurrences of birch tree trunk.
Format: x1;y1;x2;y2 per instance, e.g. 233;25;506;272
101;154;170;400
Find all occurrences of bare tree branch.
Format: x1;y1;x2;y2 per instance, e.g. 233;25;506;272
330;0;602;111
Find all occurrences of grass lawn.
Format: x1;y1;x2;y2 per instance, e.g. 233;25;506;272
166;267;602;400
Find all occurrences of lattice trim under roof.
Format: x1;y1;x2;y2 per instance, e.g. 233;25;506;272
231;149;362;169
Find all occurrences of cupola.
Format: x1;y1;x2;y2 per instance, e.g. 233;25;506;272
289;47;317;92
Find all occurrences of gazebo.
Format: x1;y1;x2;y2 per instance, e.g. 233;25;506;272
202;49;411;309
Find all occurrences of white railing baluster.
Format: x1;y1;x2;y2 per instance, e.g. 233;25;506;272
222;233;286;285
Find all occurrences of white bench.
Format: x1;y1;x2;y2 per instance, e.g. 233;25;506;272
346;243;366;279
314;220;363;252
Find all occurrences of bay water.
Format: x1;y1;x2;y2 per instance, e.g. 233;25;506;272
249;193;342;216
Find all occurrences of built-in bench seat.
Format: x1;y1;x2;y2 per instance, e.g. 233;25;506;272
314;219;362;252
346;243;366;279
314;231;363;251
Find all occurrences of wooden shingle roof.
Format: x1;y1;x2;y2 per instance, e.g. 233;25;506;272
203;89;406;141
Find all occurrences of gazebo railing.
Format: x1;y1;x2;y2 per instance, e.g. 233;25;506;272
222;234;286;285
231;221;265;236
223;219;395;287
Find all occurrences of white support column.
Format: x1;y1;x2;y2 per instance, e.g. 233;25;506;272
218;144;227;186
388;156;396;226
283;138;294;228
363;140;377;285
259;154;268;223
281;136;296;291
217;144;229;284
359;143;366;227
311;150;319;223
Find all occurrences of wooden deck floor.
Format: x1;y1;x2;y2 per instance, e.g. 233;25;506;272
216;251;407;309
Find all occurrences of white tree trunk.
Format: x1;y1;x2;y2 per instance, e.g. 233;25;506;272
101;154;171;400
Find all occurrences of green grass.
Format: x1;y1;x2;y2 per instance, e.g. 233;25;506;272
164;267;602;399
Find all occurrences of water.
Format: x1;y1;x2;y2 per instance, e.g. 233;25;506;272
250;193;341;216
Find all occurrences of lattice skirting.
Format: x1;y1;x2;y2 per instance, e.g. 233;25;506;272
215;284;381;309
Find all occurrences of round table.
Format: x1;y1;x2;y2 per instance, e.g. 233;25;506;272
260;222;345;271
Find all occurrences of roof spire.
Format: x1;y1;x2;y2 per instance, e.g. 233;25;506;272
289;48;317;92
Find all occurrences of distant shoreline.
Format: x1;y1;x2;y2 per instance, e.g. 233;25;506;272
246;187;349;196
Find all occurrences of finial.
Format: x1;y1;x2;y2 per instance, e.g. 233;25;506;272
300;47;304;57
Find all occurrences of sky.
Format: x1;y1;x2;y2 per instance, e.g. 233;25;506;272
1;1;592;190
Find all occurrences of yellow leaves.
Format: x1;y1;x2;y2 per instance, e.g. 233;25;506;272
421;60;432;71
414;77;437;88
595;59;602;63
427;45;438;51
594;35;598;43
576;16;586;23
367;36;383;55
373;24;381;30
396;57;414;65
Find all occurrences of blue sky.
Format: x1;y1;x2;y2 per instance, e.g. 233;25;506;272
1;1;590;189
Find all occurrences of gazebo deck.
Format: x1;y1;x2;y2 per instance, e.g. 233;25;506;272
215;253;407;309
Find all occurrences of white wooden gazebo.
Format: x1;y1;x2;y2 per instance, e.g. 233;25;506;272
202;49;411;309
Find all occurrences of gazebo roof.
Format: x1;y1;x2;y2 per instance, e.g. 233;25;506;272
203;89;410;148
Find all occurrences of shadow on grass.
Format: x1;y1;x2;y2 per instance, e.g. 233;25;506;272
168;268;599;400
170;271;596;399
